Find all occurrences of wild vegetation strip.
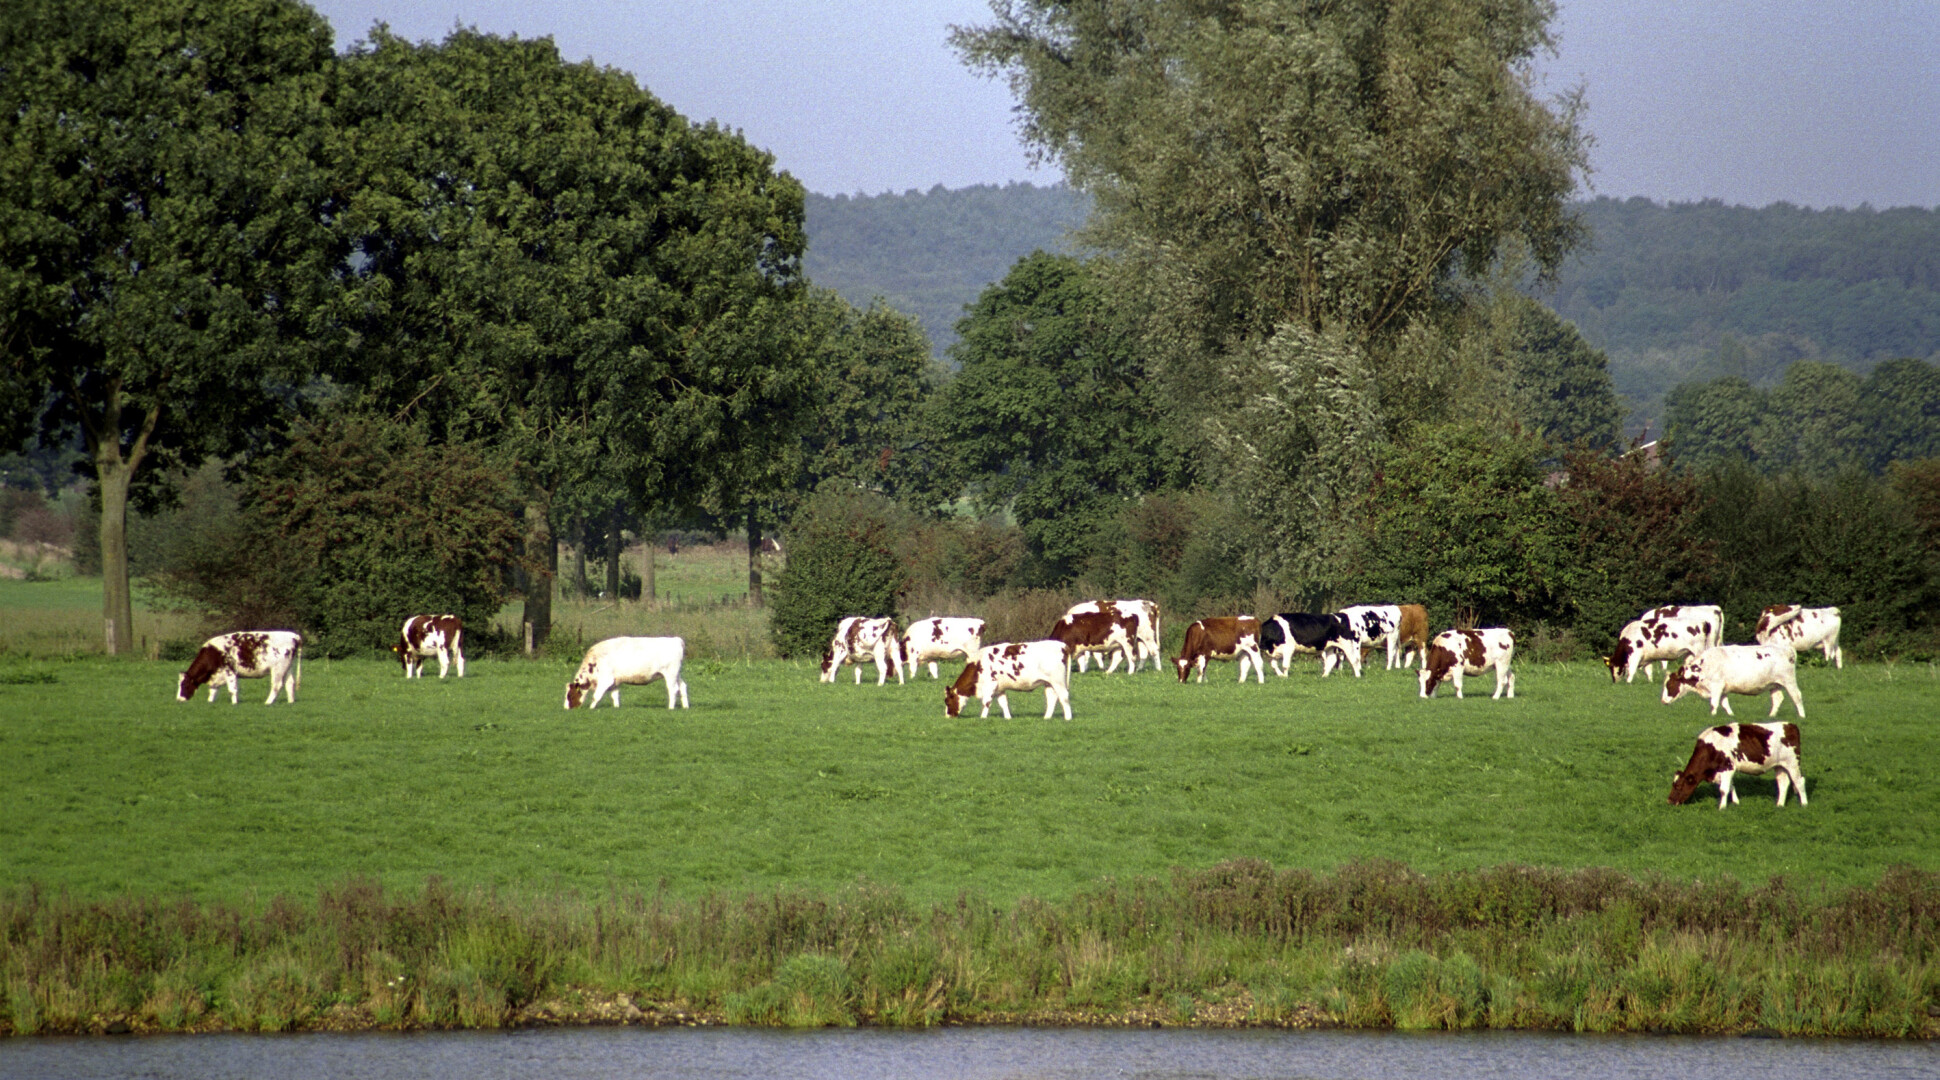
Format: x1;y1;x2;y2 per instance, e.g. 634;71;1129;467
3;653;1936;1035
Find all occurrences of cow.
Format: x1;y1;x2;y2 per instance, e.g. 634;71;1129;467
1394;604;1430;668
1605;612;1718;684
1418;628;1515;699
819;616;905;685
564;636;689;709
1661;644;1804;718
393;614;465;679
176;630;303;705
904;617;986;679
1173;616;1265;683
1667;722;1807;810
944;640;1073;720
1753;604;1843;669
1063;600;1163;673
1048;609;1139;676
1334;605;1401;672
1258;612;1357;677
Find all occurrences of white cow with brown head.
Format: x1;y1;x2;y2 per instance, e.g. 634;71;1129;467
1667;722;1806;809
820;616;905;685
176;631;303;705
945;640;1073;720
1418;628;1515;699
1752;604;1843;668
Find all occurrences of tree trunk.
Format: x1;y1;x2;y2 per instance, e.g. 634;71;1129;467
642;533;656;606
747;502;763;608
96;458;136;656
605;503;622;601
523;500;553;653
572;511;589;599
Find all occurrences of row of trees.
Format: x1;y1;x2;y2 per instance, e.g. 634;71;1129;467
1663;358;1940;476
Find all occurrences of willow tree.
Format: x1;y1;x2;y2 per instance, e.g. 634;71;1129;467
329;29;812;645
0;0;335;652
954;0;1587;589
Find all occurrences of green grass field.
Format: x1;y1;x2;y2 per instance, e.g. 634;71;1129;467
3;650;1934;904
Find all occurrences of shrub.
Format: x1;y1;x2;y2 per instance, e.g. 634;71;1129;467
769;488;906;659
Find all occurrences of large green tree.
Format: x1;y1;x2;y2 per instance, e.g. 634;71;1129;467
797;290;938;499
0;0;336;652
926;252;1191;578
953;0;1587;582
328;29;812;644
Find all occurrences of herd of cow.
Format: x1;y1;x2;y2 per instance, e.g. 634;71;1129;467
169;600;1846;811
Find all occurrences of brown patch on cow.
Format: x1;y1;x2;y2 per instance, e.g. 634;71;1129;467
1780;723;1801;752
565;678;589;709
1734;725;1771;766
1049;611;1121;648
1459;631;1486;670
1663;664;1701;697
1645;621;1670;644
230;632;267;671
928;621;947;642
1668;739;1733;804
1421;644;1457;693
177;645;226;699
1754;604;1799;637
945;661;980;717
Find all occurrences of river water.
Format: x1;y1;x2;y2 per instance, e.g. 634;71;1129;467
2;1026;1935;1080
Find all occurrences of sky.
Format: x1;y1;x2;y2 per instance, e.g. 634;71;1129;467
304;0;1940;208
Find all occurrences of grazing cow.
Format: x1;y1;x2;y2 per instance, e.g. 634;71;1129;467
820;616;906;685
1064;600;1163;672
1667;722;1807;809
945;640;1073;720
1753;605;1843;669
393;614;465;679
904;617;986;679
1606;612;1718;684
1661;644;1804;718
1259;612;1357;677
1048;609;1139;675
564;636;689;709
1418;628;1516;699
1173;616;1265;684
176;630;303;705
1394;604;1430;669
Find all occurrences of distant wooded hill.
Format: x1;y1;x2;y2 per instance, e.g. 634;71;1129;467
804;186;1940;432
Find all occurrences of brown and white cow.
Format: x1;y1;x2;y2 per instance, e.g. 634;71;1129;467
1173;616;1265;684
1667;722;1806;809
945;640;1073;720
1417;628;1515;699
1753;604;1843;668
904;617;986;679
1393;605;1429;669
820;616;905;685
176;630;303;705
1048;609;1139;676
393;614;465;679
564;636;689;709
1063;600;1163;673
1605;612;1718;684
1661;644;1804;718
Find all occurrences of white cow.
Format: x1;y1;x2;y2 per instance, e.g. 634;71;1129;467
1667;721;1807;809
820;616;905;685
1334;605;1402;671
1063;600;1163;673
945;640;1073;720
564;636;690;709
1418;628;1516;699
904;617;986;679
1605;613;1719;684
1753;605;1843;669
176;630;304;705
1661;644;1803;718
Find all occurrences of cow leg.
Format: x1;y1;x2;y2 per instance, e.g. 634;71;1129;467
435;648;449;678
1717;772;1735;809
1775;769;1792;807
927;661;940;680
995;692;1013;720
1052;684;1072;720
1788;765;1808;806
1451;669;1464;699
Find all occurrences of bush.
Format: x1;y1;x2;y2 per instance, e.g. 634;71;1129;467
769;488;906;659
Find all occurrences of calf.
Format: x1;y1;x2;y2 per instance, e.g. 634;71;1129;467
1173;616;1265;683
1048;610;1139;675
904;617;986;679
1661;644;1804;718
1064;600;1163;673
945;640;1073;720
1606;612;1717;684
820;616;905;685
1418;628;1515;699
393;614;465;679
1753;604;1843;669
564;636;689;709
1259;612;1356;677
1667;722;1807;809
176;630;303;705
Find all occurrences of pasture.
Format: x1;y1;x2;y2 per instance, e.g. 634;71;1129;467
3;648;1935;904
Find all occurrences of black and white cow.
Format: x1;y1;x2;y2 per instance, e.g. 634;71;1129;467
1259;612;1356;677
176;630;303;705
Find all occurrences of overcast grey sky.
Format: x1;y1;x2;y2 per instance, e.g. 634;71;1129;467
304;0;1940;208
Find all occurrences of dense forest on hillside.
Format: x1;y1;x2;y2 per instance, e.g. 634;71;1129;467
803;183;1089;356
806;187;1940;432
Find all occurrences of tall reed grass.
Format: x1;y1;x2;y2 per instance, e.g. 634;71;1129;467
4;861;1934;1037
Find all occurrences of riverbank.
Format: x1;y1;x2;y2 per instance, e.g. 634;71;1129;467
5;863;1936;1039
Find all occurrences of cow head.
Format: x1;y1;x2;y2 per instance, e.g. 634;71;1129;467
1660;663;1703;706
1667;740;1731;805
1605;637;1633;682
176;646;225;701
1418;645;1456;696
944;662;980;717
819;646;839;681
564;677;591;709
